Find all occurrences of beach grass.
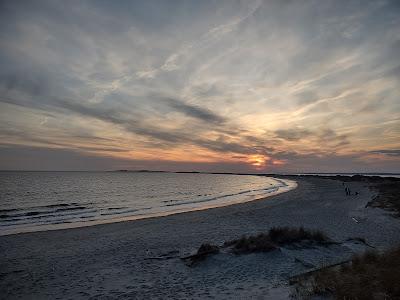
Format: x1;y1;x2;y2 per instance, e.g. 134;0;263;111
268;226;328;245
367;181;400;217
226;233;278;253
225;227;330;254
293;245;400;299
184;227;330;266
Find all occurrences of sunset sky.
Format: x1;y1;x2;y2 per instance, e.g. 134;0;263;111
0;0;399;173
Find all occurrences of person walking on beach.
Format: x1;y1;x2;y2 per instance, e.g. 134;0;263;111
345;187;351;196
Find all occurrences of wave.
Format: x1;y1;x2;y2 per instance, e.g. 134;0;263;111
100;206;152;216
0;204;156;227
0;204;90;219
162;185;282;208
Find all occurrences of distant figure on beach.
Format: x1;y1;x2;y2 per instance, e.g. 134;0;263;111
345;187;351;196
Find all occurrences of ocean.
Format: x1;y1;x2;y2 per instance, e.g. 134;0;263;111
294;173;400;178
0;171;296;235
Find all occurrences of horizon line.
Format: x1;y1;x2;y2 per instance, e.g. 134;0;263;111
0;170;398;175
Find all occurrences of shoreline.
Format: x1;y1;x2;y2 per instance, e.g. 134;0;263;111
1;176;399;299
0;176;297;237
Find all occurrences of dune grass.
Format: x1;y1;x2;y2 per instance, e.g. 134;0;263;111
293;245;400;299
184;227;330;266
268;227;328;245
367;182;400;217
224;227;330;254
226;233;278;253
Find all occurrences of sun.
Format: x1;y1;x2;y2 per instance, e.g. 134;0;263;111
247;155;268;170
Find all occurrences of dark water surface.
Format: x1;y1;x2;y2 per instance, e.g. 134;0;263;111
0;171;296;235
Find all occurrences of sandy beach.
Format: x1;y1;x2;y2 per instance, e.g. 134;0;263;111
1;176;400;299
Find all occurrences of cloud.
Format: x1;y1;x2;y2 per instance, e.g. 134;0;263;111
275;128;312;141
0;94;273;160
370;149;400;157
274;128;349;149
0;0;399;172
0;144;127;171
0;144;267;173
164;98;225;124
318;129;349;148
294;90;320;106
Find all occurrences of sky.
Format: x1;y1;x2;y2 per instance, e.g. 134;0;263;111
0;0;399;173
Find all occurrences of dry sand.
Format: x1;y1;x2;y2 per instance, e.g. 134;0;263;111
1;177;400;299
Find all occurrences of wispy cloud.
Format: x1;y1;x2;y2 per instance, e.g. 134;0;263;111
0;0;399;171
164;97;226;124
370;149;400;157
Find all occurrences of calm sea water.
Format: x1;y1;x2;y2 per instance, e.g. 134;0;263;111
0;172;296;235
295;173;400;178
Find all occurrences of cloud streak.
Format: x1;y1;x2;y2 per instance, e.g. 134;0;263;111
164;98;226;124
370;150;400;157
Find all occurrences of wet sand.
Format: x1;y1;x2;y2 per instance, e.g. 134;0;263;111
1;177;400;299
